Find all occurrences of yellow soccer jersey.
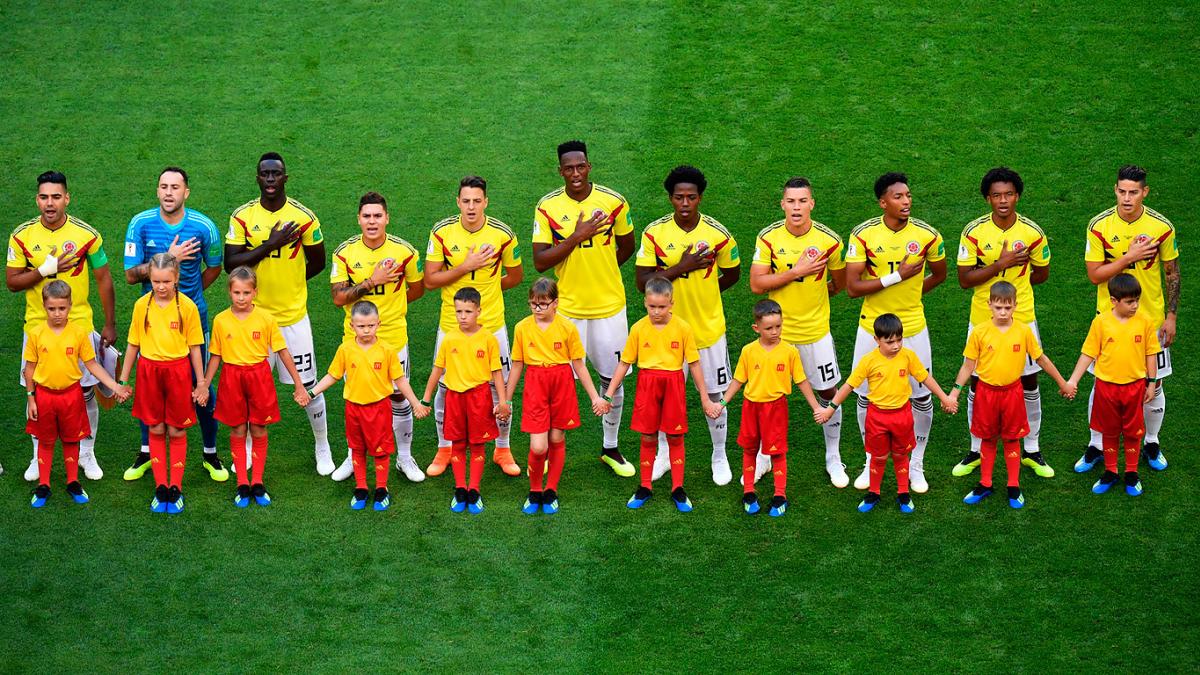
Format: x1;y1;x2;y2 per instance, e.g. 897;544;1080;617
209;307;287;366
620;316;700;371
964;320;1043;387
226;198;324;327
1082;312;1161;384
533;184;633;320
1085;206;1178;327
8;216;108;333
330;234;423;349
636;214;740;349
845;217;945;335
435;328;502;393
127;292;204;361
751;220;845;344
425;216;521;333
846;347;929;410
957;213;1049;326
511;315;585;367
732;340;807;403
328;339;404;405
24;322;96;390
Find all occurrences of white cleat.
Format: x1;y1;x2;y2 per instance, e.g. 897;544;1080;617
24;457;39;482
396;455;426;482
910;465;929;494
853;464;871;490
0;461;4;476
827;463;850;488
315;446;335;476
330;454;354;482
651;450;670;481
79;449;104;480
711;450;732;486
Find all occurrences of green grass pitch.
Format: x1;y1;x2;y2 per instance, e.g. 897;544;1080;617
1;1;1197;671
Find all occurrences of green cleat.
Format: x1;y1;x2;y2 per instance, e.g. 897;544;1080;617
951;451;981;477
1021;451;1055;478
600;451;636;478
123;453;152;481
202;454;230;482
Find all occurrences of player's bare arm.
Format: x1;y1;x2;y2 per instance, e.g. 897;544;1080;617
126;235;201;284
957;240;1031;289
1085;236;1159;285
499;262;523;291
634;245;714;292
1162;258;1180;346
405;278;424;303
921;258;947;295
423;245;495;289
303;240;326;280
93;264;118;348
331;260;402;307
748;251;833;294
717;262;740;292
532;210;608;272
6;244;82;292
223;220;301;271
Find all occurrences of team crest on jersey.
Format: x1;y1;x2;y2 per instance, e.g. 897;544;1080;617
373;362;383;370
476;349;485;358
1011;240;1026;251
805;246;820;259
381;257;396;267
695;240;710;253
1135;233;1150;245
906;241;920;255
61;241;77;255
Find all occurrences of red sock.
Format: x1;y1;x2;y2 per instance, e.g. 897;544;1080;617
1102;434;1120;472
742;447;757;494
374;455;389;489
149;433;168;486
1003;440;1021;487
666;435;685;491
352;447;368;490
469;444;486;491
168;434;187;488
868;451;887;494
979;438;997;488
1124;437;1140;473
62;442;79;484
893;450;910;494
231;434;248;485
772;453;787;497
546;439;566;492
528;449;546;491
639;435;656;489
37;437;54;486
450;442;467;489
251;435;268;485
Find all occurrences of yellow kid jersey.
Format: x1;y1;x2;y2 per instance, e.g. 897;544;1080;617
621;315;700;371
533;184;633;319
435;328;502;393
751;220;845;344
328;338;404;405
226;198;324;327
209;307;286;366
128;292;204;361
1085;206;1178;327
636;214;740;348
511;315;585;367
964;320;1043;387
1082;312;1162;384
846;217;945;335
732;340;807;403
8;216;108;333
426;215;521;333
958;213;1050;325
846;347;929;410
24;322;96;390
330;234;424;349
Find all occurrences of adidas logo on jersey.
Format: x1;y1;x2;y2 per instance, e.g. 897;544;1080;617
146;239;157;248
451;245;460;252
874;246;884;253
666;244;675;250
33;244;41;251
984;243;993;250
252;225;261;231
1111;235;1121;243
561;215;570;221
353;262;363;268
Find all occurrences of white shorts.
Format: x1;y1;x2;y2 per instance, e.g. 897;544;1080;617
683;335;731;396
966;320;1043;377
793;332;841;391
1086;340;1172;379
271;314;319;386
565;308;628;380
19;330;117;388
393;344;410;394
434;326;511;382
852;326;932;398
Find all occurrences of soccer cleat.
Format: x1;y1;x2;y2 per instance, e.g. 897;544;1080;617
24;456;39;482
541;489;559;515
373;487;390;511
897;493;915;514
350;488;369;511
124;453;152;481
1142;442;1167;471
493;448;521;477
252;483;272;507
331;454;355;482
396;455;426;482
79;448;103;480
1021;451;1055;478
651;450;670;481
450;487;468;513
1008;487;1025;509
711;449;732;486
202;454;229;482
827;463;850;489
31;484;50;508
1125;472;1143;496
742;492;761;515
627;486;653;509
1074;446;1103;473
314;446;336;476
768;496;788;518
600;449;635;478
522;491;542;515
1092;471;1119;494
909;465;929;494
963;484;993;505
858;492;880;513
166;487;185;515
853;464;871;491
427;447;452;477
951;451;982;477
467;489;484;514
233;485;251;509
66;481;89;504
671;487;693;513
151;485;169;513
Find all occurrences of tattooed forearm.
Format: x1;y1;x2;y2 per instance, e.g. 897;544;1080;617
1165;260;1180;314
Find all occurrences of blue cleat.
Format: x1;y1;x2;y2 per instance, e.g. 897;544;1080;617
66;481;89;505
252;484;272;507
1092;472;1119;494
768;496;788;518
897;494;914;514
671;487;693;513
166;487;185;515
858;493;880;513
1074;446;1103;473
151;485;169;513
1142;443;1167;471
450;488;468;513
466;489;484;515
350;488;369;511
963;484;993;505
743;492;761;515
233;485;251;509
372;488;390;511
31;484;50;509
1008;487;1025;509
522;491;542;515
541;489;559;515
627;487;652;509
1125;473;1143;496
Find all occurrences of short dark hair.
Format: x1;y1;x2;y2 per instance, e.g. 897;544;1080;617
874;172;908;199
159;166;189;186
454;286;482;306
664;165;707;195
459;175;487;195
873;313;904;339
259;151;284;166
1108;273;1141;300
753;299;782;322
529;277;558;301
1117;164;1148;186
557;140;587;160
359;191;387;212
37;171;67;190
980;167;1023;197
783;176;812;192
988;280;1017;303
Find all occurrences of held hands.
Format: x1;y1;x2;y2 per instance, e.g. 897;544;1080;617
113;384;132;403
814;406;834;424
264;220;302;252
293;386;312;407
995;240;1031;270
676;244;717;275
412;401;431;419
702;400;724;419
166;235;201;263
494;400;511;421
192;384;209;407
591;396;611;416
462;244;497;272
1059;380;1078;400
939;394;958;415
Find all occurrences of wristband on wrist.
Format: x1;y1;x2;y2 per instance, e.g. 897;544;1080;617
880;271;903;288
306;388;315;398
26;390;35;397
826;400;839;409
420;399;431;407
602;394;613;402
1146;377;1158;383
719;399;728;407
951;384;962;392
118;380;128;386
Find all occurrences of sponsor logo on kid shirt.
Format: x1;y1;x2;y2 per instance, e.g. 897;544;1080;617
373;362;382;370
776;363;786;371
253;331;262;340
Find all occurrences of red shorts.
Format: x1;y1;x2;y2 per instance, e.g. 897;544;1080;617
737;397;789;455
133;357;197;428
345;398;396;457
215;361;280;427
25;382;90;443
970;380;1029;440
520;364;580;434
630;369;687;435
444;384;499;444
865;403;915;458
1091;379;1147;439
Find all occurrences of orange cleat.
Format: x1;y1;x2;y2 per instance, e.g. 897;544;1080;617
493;447;521;476
426;447;452;476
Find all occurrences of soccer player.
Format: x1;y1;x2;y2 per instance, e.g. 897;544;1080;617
329;192;426;483
1075;165;1179;474
951;167;1055;481
24;281;130;507
844;172;947;493
635;165;741;485
8;171;118;483
532;140;637;477
224;152;331;474
423;176;523;477
748;177;848;487
1066;274;1161;496
122;166;227;483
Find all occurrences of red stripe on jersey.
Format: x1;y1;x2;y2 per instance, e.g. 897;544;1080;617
394;254;414;292
11;235;33;260
336;254;353;282
288;221;312;259
70;237;98;276
489;239;513;277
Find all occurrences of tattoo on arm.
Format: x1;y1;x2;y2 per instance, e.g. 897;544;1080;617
1165;260;1181;314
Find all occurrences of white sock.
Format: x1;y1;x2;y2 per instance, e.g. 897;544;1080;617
1087;385;1102;448
911;396;934;469
392;397;413;459
491;382;510;448
600;376;623;449
966;386;982;454
434;383;450;448
305;392;330;452
82;387;99;456
657;431;669;457
31;436;38;462
820;395;842;467
1143;385;1165;444
705;393;727;456
856;395;868;442
1023;385;1042;453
